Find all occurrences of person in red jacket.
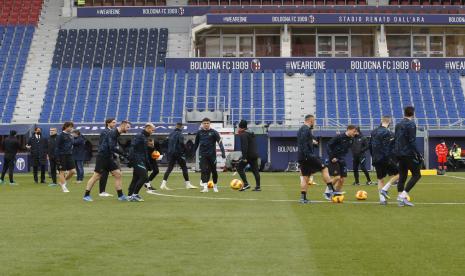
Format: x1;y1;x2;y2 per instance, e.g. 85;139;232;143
435;140;448;175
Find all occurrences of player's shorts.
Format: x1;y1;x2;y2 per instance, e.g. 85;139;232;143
327;159;347;177
437;156;447;163
374;160;399;179
57;154;75;171
94;155;120;174
298;156;326;176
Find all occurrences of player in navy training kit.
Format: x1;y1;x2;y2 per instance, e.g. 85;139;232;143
370;116;399;205
194;118;226;193
297;115;334;204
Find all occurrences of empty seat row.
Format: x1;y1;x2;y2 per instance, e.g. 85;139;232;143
39;68;285;125
315;71;465;128
0;26;35;123
0;0;43;25
52;28;168;69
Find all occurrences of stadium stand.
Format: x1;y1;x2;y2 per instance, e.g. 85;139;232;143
39;27;286;125
0;0;43;25
39;28;168;123
315;70;465;128
0;26;35;123
0;0;44;123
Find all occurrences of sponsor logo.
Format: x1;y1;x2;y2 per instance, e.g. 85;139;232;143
411;59;421;72
251;59;261;71
308;15;315;24
277;146;298;153
16;158;25;171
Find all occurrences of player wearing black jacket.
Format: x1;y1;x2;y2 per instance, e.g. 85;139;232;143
236;120;261;192
394;106;421;207
55;122;76;193
127;124;155;202
83;120;131;202
195;118;225;193
351;127;373;186
1;130;20;185
97;118;116;197
326;125;358;196
160;123;195;190
296;115;334;204
144;138;160;192
370;116;399;205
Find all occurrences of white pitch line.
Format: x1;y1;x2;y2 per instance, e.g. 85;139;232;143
148;192;465;205
443;175;465;181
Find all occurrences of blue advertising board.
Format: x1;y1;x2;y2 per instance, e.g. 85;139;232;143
165;57;465;72
77;6;209;17
0;153;29;173
77;6;465;19
206;13;465;25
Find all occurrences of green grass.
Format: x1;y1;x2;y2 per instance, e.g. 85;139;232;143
1;172;465;275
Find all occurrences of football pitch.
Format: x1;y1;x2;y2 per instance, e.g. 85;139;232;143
1;172;465;276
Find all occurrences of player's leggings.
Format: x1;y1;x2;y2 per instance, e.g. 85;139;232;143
128;164;148;196
397;156;422;193
199;155;218;184
163;155;189;181
1;157;15;183
99;170;109;193
148;161;159;182
237;158;260;188
353;155;371;183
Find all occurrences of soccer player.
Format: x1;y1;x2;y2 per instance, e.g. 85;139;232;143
144;138;160;193
1;130;20;185
47;128;58;187
297;115;334;204
394;106;421;207
435;140;448;175
351;127;373;186
237;120;261;192
72;130;86;183
83;120;131;202
326;125;358;199
160;122;196;190
195;118;226;193
55;122;77;193
127;123;155;202
370;116;399;205
98;118;117;197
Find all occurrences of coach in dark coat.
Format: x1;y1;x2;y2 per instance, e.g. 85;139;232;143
26;127;48;183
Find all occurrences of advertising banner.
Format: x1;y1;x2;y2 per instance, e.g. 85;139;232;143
207;13;465;25
166;57;465;73
0;153;29;173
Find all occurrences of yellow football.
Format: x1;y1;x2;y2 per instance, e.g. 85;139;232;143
332;195;344;203
230;179;243;190
207;181;214;189
356;190;368;200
